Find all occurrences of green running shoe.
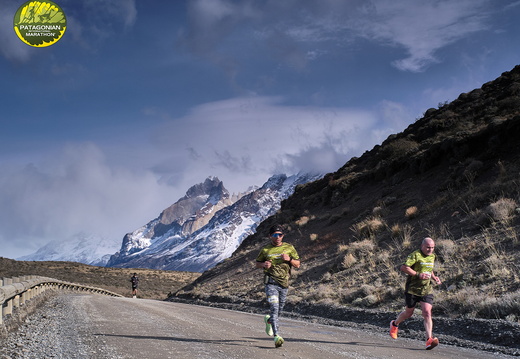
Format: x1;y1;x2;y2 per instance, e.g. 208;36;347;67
274;335;284;348
264;315;274;336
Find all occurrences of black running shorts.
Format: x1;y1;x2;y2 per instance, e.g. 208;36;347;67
405;292;433;308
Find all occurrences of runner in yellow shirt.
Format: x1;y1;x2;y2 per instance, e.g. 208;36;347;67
389;237;442;350
256;224;300;348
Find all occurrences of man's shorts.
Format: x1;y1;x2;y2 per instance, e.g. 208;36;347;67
405;292;433;308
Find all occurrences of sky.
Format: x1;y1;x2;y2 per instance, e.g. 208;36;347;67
1;0;519;259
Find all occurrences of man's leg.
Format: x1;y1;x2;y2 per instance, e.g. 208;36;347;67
395;306;414;326
396;292;419;325
420;301;433;339
390;293;417;339
265;284;281;336
278;287;288;319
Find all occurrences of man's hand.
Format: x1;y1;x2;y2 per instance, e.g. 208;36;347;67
263;260;272;269
432;273;442;285
280;253;291;262
418;272;431;280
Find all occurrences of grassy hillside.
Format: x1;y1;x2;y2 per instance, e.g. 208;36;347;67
0;258;200;300
174;65;520;322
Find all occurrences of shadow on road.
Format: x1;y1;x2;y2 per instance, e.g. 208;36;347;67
93;333;245;347
94;332;427;354
246;336;428;352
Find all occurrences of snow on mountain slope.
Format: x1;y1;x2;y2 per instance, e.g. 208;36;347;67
19;173;321;271
17;232;120;266
107;172;322;272
106;176;238;268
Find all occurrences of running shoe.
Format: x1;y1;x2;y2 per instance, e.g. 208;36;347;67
264;315;274;336
389;320;398;339
426;337;439;350
274;335;284;348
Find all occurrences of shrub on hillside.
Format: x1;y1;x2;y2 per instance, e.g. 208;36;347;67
352;217;386;239
382;138;420;161
487;197;517;223
405;206;418;219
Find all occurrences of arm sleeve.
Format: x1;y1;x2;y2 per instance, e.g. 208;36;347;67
290;245;300;260
256;248;266;262
403;251;417;267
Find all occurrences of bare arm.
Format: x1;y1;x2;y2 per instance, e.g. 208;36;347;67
281;253;300;269
431;271;442;285
400;264;416;276
289;259;300;268
400;265;431;280
256;260;271;269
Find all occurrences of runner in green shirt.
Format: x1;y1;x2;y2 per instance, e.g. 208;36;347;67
389;237;442;350
256;224;300;348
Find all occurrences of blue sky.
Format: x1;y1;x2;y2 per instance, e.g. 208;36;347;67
1;0;519;259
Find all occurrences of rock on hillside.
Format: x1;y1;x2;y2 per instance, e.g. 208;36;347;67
174;65;520;331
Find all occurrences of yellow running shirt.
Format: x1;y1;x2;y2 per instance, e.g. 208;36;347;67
256;243;299;288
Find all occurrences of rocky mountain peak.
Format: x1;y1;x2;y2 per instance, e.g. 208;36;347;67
106;172;322;271
159;177;229;226
261;173;288;189
183;177;227;200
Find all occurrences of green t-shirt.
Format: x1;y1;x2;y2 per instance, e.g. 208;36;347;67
403;249;436;296
256;242;300;288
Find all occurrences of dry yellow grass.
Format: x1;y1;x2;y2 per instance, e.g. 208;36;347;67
405;206;418;219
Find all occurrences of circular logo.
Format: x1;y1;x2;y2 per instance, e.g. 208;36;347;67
13;1;67;47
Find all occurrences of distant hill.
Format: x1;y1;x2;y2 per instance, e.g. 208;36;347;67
0;257;200;300
174;65;520;323
18;233;121;267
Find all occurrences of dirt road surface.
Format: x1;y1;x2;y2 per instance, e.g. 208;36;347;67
64;294;514;359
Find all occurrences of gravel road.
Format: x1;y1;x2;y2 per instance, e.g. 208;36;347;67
0;294;517;359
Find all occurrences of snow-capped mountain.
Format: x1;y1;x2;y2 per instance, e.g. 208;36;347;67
17;232;121;266
107;172;322;272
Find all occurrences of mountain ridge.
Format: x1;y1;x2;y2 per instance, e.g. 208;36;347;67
107;172;323;272
19;173;321;271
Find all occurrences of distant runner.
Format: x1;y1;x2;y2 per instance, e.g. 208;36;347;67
256;224;300;348
389;237;442;350
130;273;139;298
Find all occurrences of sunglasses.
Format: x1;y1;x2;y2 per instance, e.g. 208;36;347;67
271;233;283;238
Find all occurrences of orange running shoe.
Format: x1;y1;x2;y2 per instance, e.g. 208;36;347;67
426;337;439;350
389;320;398;339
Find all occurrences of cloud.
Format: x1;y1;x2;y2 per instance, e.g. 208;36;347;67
0;142;182;258
504;0;520;10
177;0;259;83
0;95;416;259
148;96;394;193
180;0;494;73
180;0;257;55
0;0;34;63
84;0;137;29
284;144;352;175
354;0;492;72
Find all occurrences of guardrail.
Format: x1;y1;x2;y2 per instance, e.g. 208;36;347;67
0;276;122;325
